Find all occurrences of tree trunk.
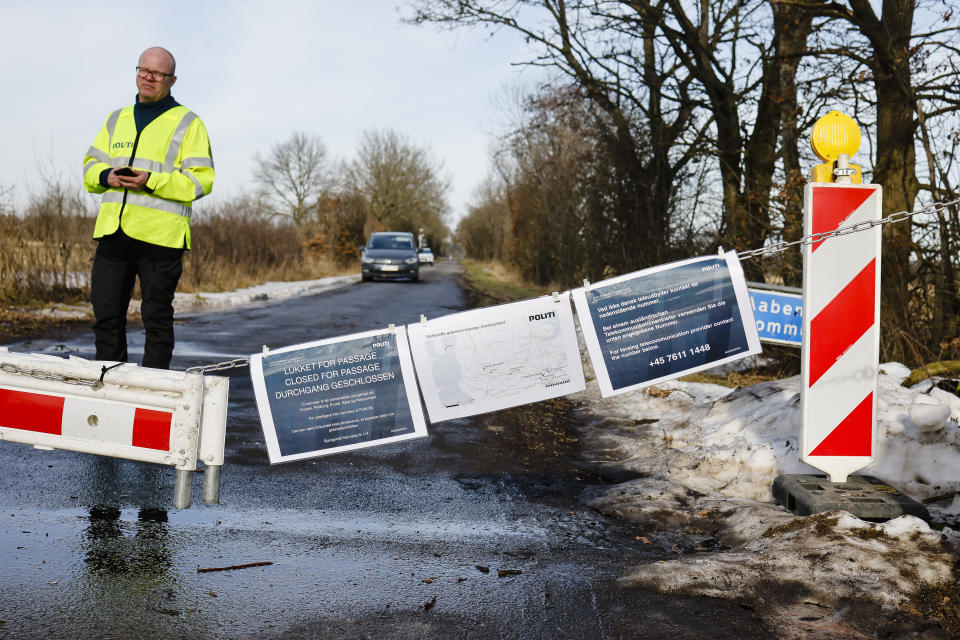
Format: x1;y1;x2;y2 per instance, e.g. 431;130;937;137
657;0;784;280
915;101;960;341
772;0;815;287
846;0;920;359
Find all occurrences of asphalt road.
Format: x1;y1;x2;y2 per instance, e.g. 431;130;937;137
0;260;772;639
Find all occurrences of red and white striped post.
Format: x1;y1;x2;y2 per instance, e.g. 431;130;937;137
800;182;882;483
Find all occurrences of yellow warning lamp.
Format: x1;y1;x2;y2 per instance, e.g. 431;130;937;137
810;111;863;183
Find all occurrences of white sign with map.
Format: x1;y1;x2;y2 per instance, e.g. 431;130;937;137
407;293;586;422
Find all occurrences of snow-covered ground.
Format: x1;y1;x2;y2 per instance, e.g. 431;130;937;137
570;352;960;635
24;274;359;319
168;275;360;315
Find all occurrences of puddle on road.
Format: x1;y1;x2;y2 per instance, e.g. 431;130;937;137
1;503;597;639
173;505;550;543
3;502;553;594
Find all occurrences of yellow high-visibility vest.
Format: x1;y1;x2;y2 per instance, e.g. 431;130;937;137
83;104;214;249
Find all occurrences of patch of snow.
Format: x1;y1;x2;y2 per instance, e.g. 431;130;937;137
909;401;952;431
572;351;960;622
879;361;912;383
17;274;360;320
160;275;360;315
617;510;953;608
25;304;90;320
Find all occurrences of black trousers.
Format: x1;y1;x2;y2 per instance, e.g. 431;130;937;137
91;230;184;370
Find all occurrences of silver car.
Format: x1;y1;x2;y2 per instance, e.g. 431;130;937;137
361;232;420;282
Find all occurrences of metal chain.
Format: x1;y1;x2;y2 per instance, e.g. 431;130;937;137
1;357;249;383
0;361;104;388
737;197;960;261
11;199;951;380
185;358;250;375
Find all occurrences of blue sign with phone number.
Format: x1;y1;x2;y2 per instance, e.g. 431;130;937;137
584;257;752;390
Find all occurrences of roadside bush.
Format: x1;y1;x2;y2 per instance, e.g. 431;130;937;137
0;182;95;305
182;208;306;292
0;188;357;306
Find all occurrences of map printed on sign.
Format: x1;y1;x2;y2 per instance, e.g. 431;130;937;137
407;293;586;422
250;327;427;463
573;251;761;397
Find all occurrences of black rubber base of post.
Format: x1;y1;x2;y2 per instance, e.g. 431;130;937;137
772;474;930;521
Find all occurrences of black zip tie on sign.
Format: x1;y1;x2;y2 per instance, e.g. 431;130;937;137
97;362;124;386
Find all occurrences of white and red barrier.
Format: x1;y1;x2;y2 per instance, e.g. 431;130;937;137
800;183;882;482
0;348;229;508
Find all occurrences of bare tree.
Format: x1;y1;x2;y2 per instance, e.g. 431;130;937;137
315;191;370;265
457;177;512;262
409;0;813;279
254;132;335;228
499;88;597;285
0;183;14;216
411;0;705;272
345;129;450;245
801;0;960;358
901;6;960;348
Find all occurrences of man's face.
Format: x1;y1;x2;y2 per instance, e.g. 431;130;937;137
136;49;176;103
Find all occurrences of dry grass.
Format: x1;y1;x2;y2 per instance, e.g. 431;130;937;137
181;211;357;293
0;189;358;310
0;215;95;306
679;371;776;388
460;259;561;307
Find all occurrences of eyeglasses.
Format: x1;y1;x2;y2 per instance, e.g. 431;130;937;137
136;66;173;80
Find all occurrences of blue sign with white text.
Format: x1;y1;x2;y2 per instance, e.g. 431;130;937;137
748;289;802;346
583;257;752;390
259;334;414;457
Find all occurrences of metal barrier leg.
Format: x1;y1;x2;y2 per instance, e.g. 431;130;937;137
173;469;193;509
202;465;221;504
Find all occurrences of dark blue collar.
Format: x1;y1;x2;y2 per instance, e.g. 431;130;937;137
133;94;180;132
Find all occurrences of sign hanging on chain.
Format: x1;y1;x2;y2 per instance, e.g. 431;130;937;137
407;293;585;422
250;327;427;464
573;251;761;397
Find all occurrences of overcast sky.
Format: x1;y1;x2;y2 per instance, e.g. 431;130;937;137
2;2;544;222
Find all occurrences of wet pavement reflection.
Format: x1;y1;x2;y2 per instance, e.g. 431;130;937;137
84;506;171;578
0;263;773;638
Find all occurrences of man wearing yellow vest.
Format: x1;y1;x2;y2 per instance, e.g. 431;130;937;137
83;47;214;370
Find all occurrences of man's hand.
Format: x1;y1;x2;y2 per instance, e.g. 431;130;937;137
108;168;150;190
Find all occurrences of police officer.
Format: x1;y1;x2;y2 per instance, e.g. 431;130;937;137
83;47;214;369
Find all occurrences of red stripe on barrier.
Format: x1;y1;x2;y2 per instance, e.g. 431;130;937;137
0;388;65;435
808;258;876;386
810;187;874;252
809;392;873;456
132;408;172;451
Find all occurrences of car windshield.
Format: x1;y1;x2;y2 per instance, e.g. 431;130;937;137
369;236;414;250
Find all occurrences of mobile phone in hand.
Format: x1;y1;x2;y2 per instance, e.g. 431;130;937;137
115;167;136;177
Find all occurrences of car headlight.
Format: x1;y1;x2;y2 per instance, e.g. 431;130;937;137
361;255;375;264
404;256;418;264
